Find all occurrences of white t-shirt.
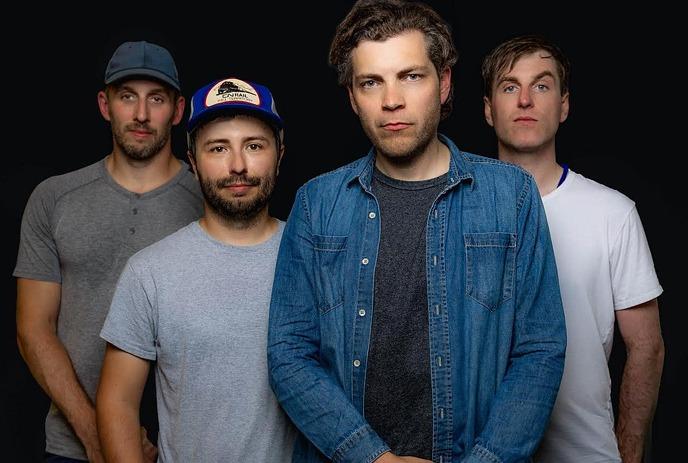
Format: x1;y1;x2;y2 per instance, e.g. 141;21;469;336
535;170;662;463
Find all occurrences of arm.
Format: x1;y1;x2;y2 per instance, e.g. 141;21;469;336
615;299;664;463
96;343;151;463
465;177;566;462
16;278;104;463
267;188;389;463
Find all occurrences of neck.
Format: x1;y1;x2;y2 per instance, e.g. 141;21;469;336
498;145;562;196
106;145;181;194
199;208;278;246
375;136;450;181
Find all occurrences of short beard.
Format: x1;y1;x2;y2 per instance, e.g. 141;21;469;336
364;107;439;167
112;121;171;161
199;171;276;223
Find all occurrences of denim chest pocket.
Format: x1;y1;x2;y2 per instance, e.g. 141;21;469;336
464;232;516;311
312;234;347;314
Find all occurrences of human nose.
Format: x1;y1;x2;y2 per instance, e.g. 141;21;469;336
227;152;248;175
382;82;404;111
133;99;150;123
518;87;533;108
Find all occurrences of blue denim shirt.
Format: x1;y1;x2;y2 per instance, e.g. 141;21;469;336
268;135;565;463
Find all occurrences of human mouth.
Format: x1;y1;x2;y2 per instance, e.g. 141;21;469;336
381;122;412;131
514;116;537;123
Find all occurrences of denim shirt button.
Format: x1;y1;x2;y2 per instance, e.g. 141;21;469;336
353;359;361;367
368;211;376;219
358;308;366;316
361;258;369;265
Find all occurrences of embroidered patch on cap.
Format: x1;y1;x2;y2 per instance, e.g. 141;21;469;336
206;78;261;107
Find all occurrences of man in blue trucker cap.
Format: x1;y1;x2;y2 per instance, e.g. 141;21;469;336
14;40;202;462
97;76;295;462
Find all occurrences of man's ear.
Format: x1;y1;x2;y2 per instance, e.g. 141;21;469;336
172;96;186;126
439;67;451;104
97;90;111;122
348;87;359;115
560;92;570;123
187;150;198;180
483;96;494;127
276;136;285;176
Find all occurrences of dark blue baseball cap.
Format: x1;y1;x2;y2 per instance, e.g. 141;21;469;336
187;77;283;135
104;41;180;91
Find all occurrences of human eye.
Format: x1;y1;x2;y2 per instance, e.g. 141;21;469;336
405;73;422;81
120;92;136;101
208;145;226;153
246;142;264;152
360;79;378;89
502;84;517;94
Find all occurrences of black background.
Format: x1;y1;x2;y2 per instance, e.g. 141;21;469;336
2;2;685;461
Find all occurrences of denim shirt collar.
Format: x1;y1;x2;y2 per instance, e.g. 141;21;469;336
346;133;475;192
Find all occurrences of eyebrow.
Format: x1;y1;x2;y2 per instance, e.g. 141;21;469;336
203;135;271;146
118;84;168;95
354;64;432;81
497;70;556;87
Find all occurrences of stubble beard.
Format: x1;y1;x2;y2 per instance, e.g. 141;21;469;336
112;121;172;161
364;106;440;167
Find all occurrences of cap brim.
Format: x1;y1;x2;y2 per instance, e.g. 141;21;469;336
105;68;180;91
187;103;283;134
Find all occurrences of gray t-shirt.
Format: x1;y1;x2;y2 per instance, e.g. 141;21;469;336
13;158;203;459
366;168;446;458
100;221;295;463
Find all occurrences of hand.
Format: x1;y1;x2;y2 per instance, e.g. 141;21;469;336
79;419;104;463
375;452;432;463
141;427;158;463
84;440;105;463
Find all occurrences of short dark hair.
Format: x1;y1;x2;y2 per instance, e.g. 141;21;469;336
328;0;458;120
482;34;570;99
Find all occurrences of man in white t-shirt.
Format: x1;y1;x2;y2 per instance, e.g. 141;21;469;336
481;35;664;463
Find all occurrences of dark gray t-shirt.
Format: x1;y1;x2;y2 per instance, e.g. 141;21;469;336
13;158;203;459
100;221;295;462
365;168;447;459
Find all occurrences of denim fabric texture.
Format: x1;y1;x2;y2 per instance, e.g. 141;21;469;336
268;135;566;463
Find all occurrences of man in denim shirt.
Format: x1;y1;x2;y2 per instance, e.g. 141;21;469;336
268;1;566;462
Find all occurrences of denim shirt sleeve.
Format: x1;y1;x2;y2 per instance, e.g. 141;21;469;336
469;175;567;462
267;187;390;463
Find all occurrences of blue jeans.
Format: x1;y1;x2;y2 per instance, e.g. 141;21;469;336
45;453;87;463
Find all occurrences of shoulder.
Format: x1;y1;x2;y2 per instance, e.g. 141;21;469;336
295;156;369;208
457;150;537;206
302;157;367;191
127;222;197;271
462;151;534;184
567;171;635;210
30;159;106;204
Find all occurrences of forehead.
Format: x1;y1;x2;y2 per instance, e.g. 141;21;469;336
351;30;430;74
196;114;274;140
111;79;172;94
500;50;559;80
